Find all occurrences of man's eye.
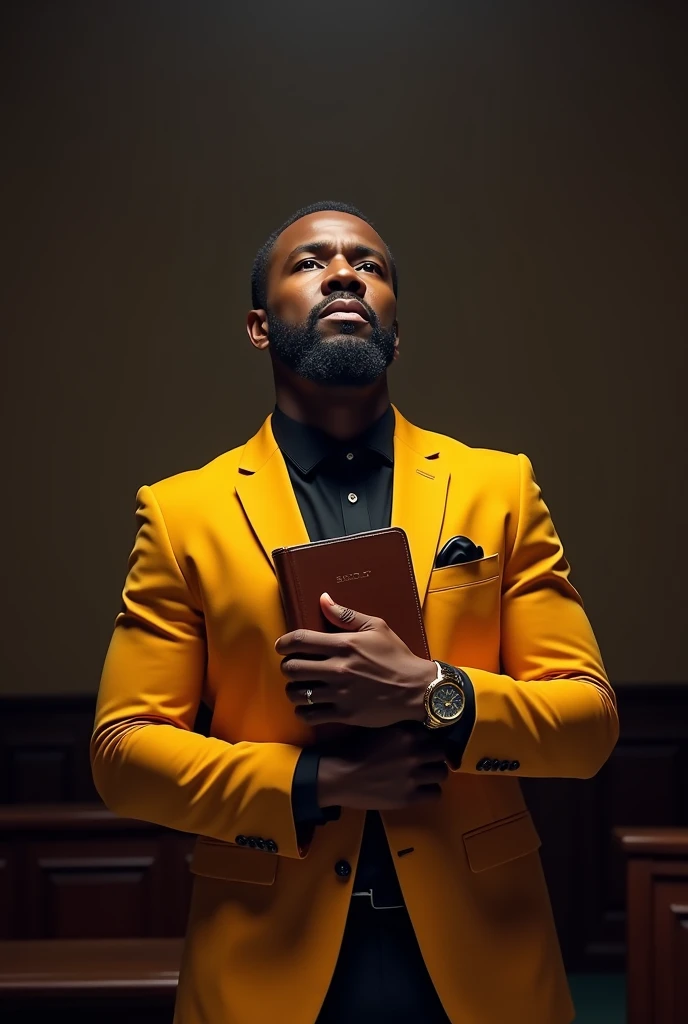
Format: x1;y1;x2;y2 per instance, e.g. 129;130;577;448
295;258;380;274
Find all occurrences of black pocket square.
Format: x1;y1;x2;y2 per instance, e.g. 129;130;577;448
434;535;485;568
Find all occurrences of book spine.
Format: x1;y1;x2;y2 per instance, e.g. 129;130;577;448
273;549;303;630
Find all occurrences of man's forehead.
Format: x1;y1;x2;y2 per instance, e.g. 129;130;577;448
271;211;386;263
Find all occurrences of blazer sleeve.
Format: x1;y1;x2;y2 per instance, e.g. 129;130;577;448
90;484;307;859
447;453;619;778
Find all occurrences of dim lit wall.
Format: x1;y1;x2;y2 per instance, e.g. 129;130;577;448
1;1;685;694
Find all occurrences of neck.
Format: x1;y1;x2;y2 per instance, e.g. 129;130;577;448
273;373;391;442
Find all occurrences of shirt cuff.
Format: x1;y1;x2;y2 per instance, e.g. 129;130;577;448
443;667;476;769
291;747;341;827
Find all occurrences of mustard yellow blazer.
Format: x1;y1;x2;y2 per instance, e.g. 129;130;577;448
91;404;618;1024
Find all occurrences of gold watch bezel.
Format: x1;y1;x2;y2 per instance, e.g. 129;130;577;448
423;662;466;728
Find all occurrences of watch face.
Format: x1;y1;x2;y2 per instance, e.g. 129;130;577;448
430;682;465;722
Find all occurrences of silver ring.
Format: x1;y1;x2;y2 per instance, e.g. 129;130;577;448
305;688;314;705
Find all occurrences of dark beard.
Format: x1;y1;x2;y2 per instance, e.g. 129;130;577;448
266;292;397;387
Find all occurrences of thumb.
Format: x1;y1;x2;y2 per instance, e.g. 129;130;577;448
320;592;368;630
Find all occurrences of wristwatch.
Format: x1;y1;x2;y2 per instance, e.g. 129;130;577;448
423;660;466;729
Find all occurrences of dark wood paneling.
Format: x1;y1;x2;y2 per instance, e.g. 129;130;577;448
1;687;686;969
26;839;162;938
0;843;11;940
0;805;194;940
0;697;99;804
0;696;211;804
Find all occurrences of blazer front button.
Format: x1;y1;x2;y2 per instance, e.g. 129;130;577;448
334;859;351;878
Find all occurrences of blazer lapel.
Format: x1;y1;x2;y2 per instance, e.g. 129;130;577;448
391;406;449;607
234;403;449;608
234;411;311;573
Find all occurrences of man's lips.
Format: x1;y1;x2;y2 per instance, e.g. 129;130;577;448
321;310;368;322
318;299;370;322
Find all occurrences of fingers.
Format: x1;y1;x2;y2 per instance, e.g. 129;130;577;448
399;728;447;762
293;702;339;726
276;630;347;656
412;760;449;786
284;680;328;706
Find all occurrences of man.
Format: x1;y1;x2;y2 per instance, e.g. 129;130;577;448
91;201;619;1024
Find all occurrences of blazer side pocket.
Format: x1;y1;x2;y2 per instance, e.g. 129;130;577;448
189;837;278;885
463;810;541;873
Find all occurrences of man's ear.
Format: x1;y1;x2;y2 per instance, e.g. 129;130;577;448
392;319;400;360
247;309;270;350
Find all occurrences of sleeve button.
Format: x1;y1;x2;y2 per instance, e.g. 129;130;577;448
266;840;278;853
235;835;248;846
247;836;258;848
499;760;510;771
509;760;520;771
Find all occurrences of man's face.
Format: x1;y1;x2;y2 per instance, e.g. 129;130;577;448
260;211;398;387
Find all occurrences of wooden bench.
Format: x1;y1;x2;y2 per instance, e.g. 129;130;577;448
0;937;182;1023
615;827;688;1024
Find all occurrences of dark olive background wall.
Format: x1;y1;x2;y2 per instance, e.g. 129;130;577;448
1;1;685;695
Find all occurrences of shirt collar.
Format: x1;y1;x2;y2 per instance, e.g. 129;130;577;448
271;402;395;475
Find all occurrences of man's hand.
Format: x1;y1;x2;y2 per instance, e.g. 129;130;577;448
276;592;437;729
316;723;449;810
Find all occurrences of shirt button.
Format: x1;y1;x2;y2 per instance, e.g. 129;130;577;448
347;492;358;503
346;452;354;460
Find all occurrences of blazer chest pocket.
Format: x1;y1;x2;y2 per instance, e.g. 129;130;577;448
463;810;541;873
189;837;277;885
426;553;500;594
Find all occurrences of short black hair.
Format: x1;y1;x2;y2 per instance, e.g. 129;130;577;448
250;200;398;310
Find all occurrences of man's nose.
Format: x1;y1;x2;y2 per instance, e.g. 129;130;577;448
322;258;366;296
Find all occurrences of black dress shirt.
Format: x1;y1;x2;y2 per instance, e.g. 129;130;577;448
271;401;474;903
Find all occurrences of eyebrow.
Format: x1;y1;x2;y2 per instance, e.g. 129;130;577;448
283;241;389;272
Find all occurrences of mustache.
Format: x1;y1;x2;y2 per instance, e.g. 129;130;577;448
308;291;378;327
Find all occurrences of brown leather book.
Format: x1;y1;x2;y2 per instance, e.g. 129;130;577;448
272;527;431;742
